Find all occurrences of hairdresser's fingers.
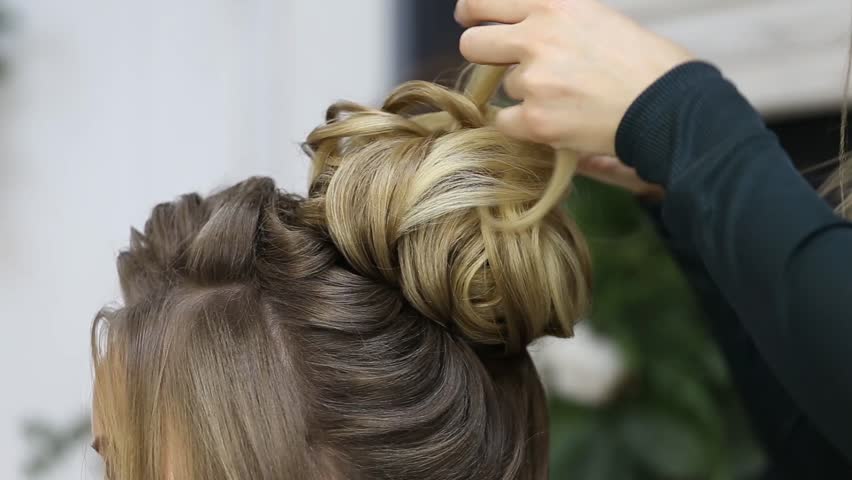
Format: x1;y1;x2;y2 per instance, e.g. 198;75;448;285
502;65;527;100
577;156;664;197
580;155;623;173
459;24;528;65
494;105;530;142
494;103;556;145
454;0;537;27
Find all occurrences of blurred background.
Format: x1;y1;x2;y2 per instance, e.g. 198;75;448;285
0;1;849;479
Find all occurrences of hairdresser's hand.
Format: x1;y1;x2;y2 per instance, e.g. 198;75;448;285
456;0;694;155
578;156;665;199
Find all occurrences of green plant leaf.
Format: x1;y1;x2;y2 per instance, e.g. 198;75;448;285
618;408;709;477
552;423;637;480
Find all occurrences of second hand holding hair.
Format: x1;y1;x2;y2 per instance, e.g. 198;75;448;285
467;64;580;230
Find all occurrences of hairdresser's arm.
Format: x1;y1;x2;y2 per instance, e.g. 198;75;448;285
617;62;852;460
457;0;852;459
645;202;852;477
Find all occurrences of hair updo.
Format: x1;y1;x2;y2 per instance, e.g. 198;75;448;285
305;66;590;352
91;66;591;480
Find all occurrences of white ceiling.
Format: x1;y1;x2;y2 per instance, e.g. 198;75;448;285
610;0;852;117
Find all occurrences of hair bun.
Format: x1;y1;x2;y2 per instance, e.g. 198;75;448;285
305;66;591;353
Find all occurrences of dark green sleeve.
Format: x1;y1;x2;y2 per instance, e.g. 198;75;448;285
616;61;852;460
645;202;852;476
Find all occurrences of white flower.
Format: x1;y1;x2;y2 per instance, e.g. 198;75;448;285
528;323;627;406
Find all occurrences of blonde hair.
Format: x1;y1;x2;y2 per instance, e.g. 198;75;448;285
91;65;591;479
819;33;852;217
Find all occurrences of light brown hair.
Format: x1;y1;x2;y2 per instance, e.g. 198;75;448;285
91;66;591;479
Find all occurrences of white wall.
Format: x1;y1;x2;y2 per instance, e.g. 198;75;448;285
610;0;852;116
0;1;396;479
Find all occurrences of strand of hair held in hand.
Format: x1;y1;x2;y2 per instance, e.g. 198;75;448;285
466;65;580;231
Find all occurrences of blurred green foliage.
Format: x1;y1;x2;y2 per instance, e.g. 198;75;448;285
22;415;91;477
549;178;765;480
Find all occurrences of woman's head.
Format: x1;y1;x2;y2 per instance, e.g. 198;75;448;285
91;66;591;479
